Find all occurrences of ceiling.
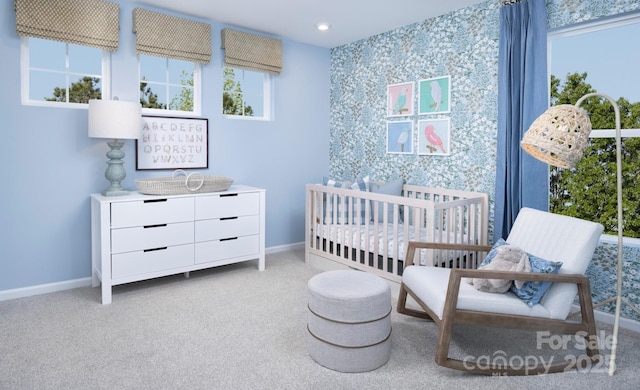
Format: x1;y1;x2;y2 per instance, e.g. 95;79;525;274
133;0;486;48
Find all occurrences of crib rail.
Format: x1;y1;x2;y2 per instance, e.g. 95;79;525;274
305;183;489;283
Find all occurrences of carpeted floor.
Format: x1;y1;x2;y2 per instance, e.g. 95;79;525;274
1;249;639;389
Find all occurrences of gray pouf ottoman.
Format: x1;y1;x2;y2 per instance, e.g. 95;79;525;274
306;270;392;373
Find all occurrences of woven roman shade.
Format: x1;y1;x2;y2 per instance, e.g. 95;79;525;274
15;0;119;51
133;8;211;64
221;28;282;74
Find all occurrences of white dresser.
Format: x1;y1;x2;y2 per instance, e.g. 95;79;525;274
91;185;266;304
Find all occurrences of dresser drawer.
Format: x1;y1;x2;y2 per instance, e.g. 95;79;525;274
111;243;194;279
195;192;259;220
111;222;194;254
194;235;259;264
111;197;194;228
195;215;259;242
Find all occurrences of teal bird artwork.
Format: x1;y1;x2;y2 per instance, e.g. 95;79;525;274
392;88;407;114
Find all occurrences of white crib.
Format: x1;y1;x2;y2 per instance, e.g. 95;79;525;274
305;183;489;283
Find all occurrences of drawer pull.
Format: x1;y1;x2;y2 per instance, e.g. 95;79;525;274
143;198;168;203
220;193;238;197
144;224;167;229
220;237;238;242
144;247;168;252
220;216;238;221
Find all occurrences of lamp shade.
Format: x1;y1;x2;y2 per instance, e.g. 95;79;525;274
88;99;142;140
521;104;592;169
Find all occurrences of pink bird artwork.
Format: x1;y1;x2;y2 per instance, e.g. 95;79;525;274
424;124;446;154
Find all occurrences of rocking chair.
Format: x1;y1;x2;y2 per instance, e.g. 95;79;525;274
397;207;604;375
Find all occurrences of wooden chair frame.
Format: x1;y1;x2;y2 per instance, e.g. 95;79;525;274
397;241;601;376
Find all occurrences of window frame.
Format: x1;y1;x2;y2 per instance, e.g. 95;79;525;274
547;12;640;137
223;67;272;121
20;36;110;109
138;55;202;117
548;12;640;245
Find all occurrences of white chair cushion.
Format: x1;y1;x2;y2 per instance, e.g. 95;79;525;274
402;208;603;322
402;266;551;320
506;208;603;319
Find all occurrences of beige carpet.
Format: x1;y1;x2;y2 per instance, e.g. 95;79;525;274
1;249;639;389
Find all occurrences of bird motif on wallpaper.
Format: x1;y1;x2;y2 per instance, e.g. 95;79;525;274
392;88;408;114
424;124;446;154
392;128;410;152
429;81;443;111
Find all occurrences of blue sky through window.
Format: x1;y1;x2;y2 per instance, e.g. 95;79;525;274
550;20;640;104
28;37;102;101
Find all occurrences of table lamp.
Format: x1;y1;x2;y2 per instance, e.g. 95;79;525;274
88;99;142;196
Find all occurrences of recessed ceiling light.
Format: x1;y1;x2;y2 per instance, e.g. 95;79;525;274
316;23;330;31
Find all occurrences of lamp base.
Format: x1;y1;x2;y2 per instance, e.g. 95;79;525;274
102;139;130;197
102;188;130;197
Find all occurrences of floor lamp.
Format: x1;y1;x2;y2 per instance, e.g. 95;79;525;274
521;92;639;376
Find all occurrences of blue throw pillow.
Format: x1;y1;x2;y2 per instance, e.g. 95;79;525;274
369;177;404;222
481;238;562;306
510;254;562;306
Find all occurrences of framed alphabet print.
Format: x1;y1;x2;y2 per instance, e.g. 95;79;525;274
386;121;414;154
136;116;209;170
419;76;451;114
418;118;450;156
387;82;414;117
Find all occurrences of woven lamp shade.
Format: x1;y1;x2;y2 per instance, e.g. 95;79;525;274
521;104;592;169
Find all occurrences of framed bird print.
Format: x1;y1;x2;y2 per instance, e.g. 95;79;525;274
387;82;414;117
386;120;414;154
418;75;451;114
418;118;450;156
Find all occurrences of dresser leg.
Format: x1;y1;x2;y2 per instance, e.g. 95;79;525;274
101;283;112;305
184;272;190;278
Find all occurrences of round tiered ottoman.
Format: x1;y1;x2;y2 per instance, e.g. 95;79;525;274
306;270;392;373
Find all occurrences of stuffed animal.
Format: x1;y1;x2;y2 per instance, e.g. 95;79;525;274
468;245;531;293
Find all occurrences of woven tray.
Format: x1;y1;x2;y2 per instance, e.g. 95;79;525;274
136;170;233;195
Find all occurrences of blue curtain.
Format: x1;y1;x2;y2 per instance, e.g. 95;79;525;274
494;0;549;242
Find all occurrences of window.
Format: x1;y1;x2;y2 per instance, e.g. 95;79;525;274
548;14;640;239
21;37;109;107
223;67;271;120
139;54;201;115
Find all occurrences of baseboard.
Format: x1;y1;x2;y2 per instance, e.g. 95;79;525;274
0;244;305;302
265;241;304;254
0;277;92;302
573;304;640;333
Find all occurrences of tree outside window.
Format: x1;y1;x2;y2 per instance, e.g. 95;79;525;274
548;16;640;239
549;72;640;238
25;37;104;105
138;55;197;113
223;67;254;116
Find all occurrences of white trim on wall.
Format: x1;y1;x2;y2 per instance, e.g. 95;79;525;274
0;277;92;302
0;243;305;302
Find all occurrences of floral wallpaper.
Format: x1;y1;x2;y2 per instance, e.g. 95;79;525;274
329;0;640;320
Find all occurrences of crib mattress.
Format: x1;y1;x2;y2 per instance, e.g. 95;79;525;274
315;223;469;262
